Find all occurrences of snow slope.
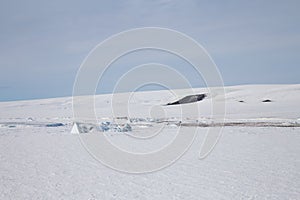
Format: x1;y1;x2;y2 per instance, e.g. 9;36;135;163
0;84;300;199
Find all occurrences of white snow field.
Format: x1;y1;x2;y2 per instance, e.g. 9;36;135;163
0;84;300;200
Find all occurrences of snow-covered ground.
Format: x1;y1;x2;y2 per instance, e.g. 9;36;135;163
0;84;300;199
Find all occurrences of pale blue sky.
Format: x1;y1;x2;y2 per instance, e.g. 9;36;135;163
0;0;300;101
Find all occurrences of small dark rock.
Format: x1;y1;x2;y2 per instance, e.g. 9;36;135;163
166;94;206;106
46;123;64;127
262;99;272;103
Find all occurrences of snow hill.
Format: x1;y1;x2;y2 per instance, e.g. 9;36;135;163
0;84;299;199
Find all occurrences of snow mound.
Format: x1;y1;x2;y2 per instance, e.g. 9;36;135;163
99;122;132;132
72;122;132;133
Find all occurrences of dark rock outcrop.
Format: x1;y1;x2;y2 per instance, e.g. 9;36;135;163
166;94;206;106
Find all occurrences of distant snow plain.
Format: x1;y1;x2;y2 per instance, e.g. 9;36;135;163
0;84;299;200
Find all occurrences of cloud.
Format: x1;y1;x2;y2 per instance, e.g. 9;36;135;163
1;0;300;101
